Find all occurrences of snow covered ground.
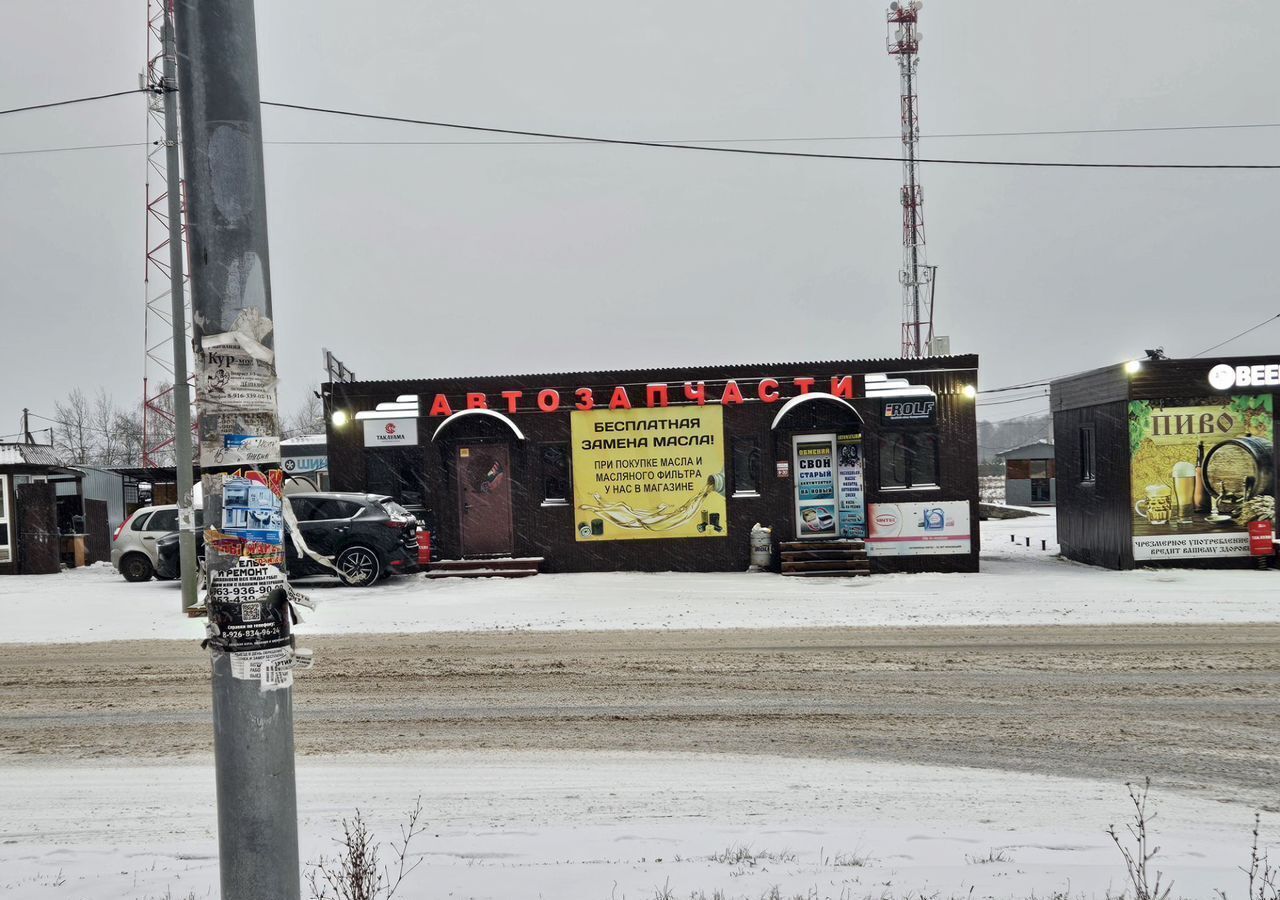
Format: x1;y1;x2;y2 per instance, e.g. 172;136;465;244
2;750;1272;900
2;512;1277;898
0;513;1275;645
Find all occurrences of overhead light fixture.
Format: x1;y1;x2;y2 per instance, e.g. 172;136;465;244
331;410;350;427
1124;359;1143;375
960;384;976;399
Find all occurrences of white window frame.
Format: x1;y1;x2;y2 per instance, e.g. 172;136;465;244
0;474;11;564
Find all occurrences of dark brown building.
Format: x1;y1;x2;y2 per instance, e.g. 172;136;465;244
1051;356;1277;569
325;356;980;574
0;443;97;575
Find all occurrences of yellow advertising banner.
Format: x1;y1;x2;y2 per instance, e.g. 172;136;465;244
571;406;727;541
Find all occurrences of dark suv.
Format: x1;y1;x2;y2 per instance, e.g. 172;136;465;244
155;492;419;587
286;492;419;584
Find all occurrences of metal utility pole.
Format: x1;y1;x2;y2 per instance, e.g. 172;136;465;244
886;0;935;358
158;1;198;614
173;1;300;898
142;0;194;469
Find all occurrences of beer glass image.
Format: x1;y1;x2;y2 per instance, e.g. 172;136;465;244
1171;461;1196;524
1134;485;1173;525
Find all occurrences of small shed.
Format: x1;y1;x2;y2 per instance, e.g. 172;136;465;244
72;465;127;535
1050;355;1276;569
0;442;88;575
996;440;1056;507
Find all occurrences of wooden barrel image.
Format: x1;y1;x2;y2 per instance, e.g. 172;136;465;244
1203;436;1274;502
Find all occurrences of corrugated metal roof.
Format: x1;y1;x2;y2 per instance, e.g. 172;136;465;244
996;439;1055;458
333;354;980;387
0;443;63;467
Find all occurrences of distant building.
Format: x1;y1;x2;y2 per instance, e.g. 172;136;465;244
0;443;110;574
281;434;328;491
996;440;1056;507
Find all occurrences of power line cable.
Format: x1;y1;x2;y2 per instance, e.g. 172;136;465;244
979;381;1051;395
1191;311;1280;357
0;141;147;158
976;392;1050;408
259;119;1280;147
0;89;147;118
260;101;1280;170
27;411;145;441
9;122;1280;157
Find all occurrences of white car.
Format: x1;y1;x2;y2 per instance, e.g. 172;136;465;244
112;505;184;582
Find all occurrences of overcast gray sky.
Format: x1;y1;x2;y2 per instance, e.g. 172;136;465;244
2;0;1278;440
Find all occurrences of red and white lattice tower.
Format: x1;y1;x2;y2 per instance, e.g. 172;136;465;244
141;0;192;467
887;0;935;359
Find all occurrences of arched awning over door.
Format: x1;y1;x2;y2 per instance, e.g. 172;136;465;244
431;409;526;442
770;392;864;431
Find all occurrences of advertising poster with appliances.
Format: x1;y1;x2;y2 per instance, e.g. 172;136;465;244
866;501;971;556
794;438;838;538
363;417;419;447
836;434;866;539
1129;396;1274;560
203;468;285;567
570;407;726;541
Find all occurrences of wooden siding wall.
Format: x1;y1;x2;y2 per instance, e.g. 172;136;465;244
1052;401;1132;569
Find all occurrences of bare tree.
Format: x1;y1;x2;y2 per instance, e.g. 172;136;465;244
53;389;94;464
114;406;144;467
283;390;325;440
91;389;127;466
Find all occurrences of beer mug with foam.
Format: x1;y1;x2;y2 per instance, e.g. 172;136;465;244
1135;485;1172;525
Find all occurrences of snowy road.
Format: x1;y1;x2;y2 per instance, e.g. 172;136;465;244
3;624;1277;808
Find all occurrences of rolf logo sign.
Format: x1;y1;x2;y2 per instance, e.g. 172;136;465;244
1209;362;1280;391
881;398;937;424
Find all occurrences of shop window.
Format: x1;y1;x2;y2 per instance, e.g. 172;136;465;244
0;475;10;563
367;452;426;508
879;433;939;490
540;443;570;505
732;437;761;497
1079;426;1096;483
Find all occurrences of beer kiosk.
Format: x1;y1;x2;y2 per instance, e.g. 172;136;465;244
1051;355;1278;569
325;356;981;575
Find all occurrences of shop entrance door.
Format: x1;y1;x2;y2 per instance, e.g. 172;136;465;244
793;434;838;539
457;444;513;556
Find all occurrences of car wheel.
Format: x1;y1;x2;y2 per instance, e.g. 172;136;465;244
336;545;381;587
120;553;155;583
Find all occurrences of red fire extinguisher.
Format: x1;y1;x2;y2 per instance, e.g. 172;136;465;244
417;527;432;567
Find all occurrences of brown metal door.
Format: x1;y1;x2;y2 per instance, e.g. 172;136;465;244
17;482;59;575
457;445;513;556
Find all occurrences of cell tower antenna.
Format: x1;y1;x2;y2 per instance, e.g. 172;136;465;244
887;0;936;358
141;0;193;467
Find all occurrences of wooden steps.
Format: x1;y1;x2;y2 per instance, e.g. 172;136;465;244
425;557;543;579
779;540;870;577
